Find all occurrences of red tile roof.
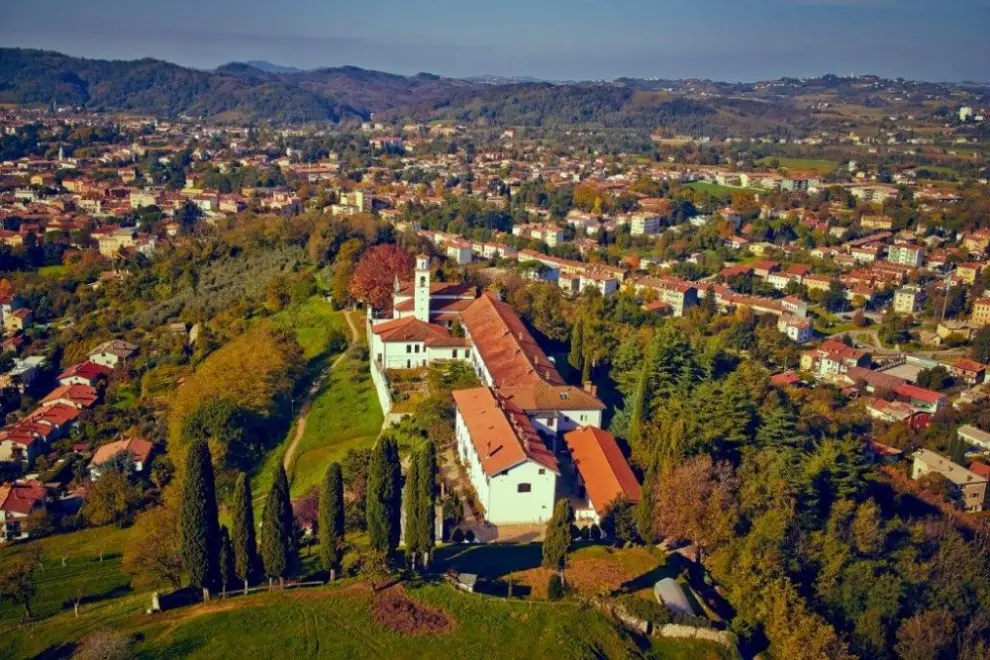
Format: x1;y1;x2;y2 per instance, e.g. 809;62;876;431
564;427;640;514
40;384;99;409
461;293;564;388
57;361;113;383
371;317;469;347
90;437;154;468
895;383;946;405
952;359;986;374
453;387;558;477
0;481;46;516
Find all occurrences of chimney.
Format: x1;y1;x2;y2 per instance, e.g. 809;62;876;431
584;381;598;396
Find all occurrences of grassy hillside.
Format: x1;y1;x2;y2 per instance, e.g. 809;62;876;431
1;580;729;660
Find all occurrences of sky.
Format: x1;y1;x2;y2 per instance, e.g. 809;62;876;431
2;0;989;82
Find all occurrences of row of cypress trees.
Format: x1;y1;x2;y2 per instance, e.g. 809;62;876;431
178;437;439;597
179;440;298;597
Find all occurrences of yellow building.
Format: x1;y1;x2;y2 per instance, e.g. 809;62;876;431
973;297;990;326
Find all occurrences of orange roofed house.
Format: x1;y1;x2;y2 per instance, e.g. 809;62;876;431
564;427;641;526
453;387;559;525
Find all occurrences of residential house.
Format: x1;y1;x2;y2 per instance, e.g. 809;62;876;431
954;262;983;286
87;339;139;368
88;437;155;480
893;285;925;315
630;213;662;236
801;339;871;377
0;482;47;542
951;360;986;386
57;361;113;387
972;297;990;326
912;448;988;512
777;315;813;344
887;243;924;268
958;425;990;451
369;317;471;370
895;383;948;414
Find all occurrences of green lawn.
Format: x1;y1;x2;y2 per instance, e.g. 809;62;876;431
0;526;133;627
285;346;383;498
271;296;346;362
1;580;728;660
755;157;838;174
37;264;68;278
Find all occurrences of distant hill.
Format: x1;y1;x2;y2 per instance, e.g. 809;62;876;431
0;48;478;123
1;48;986;132
241;60;304;74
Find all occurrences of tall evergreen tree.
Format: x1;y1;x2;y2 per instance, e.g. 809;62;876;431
319;462;345;580
756;406;808;451
568;315;585;375
626;362;649;448
542;500;574;577
261;465;296;586
415;442;437;565
368;438;401;556
180;440;221;599
218;525;234;598
231;472;259;594
404;458;423;568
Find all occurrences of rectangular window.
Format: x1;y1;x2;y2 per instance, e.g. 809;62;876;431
452;350;458;359
415;345;420;353
517;483;532;493
465;349;471;358
406;345;412;354
538;469;545;475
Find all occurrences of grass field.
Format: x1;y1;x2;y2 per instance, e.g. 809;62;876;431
1;580;730;660
37;264;68;278
270;296;346;362
285;342;382;498
755;157;838;174
0;526;133;627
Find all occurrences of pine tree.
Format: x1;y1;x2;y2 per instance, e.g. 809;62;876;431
179;440;221;599
568;316;585;376
404;457;423;568
261;465;295;586
367;438;401;556
218;525;234;598
318;462;345;581
626;362;649;448
415;442;437;566
231;472;259;594
542;500;574;576
756;406;807;451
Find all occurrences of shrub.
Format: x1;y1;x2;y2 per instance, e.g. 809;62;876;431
589;524;602;540
547;573;565;601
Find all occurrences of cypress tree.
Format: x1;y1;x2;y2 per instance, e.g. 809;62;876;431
542;500;574;577
416;441;437;565
367;437;401;556
261;465;295;587
180;439;221;599
218;525;234;598
568;316;585;375
231;472;259;594
318;462;345;580
404;457;422;568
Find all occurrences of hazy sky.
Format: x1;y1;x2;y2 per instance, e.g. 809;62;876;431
2;0;989;81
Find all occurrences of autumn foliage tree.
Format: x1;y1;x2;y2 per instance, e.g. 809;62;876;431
348;244;414;312
652;455;739;563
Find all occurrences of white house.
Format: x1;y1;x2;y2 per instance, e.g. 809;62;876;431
777;315;813;344
370;317;471;370
88;339;139;368
453;387;558;526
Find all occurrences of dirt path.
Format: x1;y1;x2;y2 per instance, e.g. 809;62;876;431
282;309;362;475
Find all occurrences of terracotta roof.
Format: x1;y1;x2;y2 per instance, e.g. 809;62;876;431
564;427;640;514
461;293;564;388
395;281;476;298
499;381;604;412
90;437;154;468
58;361;113;382
453;387;558;477
40;384;99;409
27;403;80;427
0;481;46;516
895;383;946;405
952;359;986;373
371;317;469;347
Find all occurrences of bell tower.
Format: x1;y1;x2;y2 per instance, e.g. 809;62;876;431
414;254;431;323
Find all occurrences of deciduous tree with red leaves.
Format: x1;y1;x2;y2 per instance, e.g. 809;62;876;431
349;245;414;312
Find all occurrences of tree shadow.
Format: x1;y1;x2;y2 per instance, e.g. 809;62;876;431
65;583;133;609
435;543;542;581
36;643;76;660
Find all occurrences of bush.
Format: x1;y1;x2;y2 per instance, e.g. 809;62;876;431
451;528;464;543
547;573;564;601
579;525;590;540
589;524;602;540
